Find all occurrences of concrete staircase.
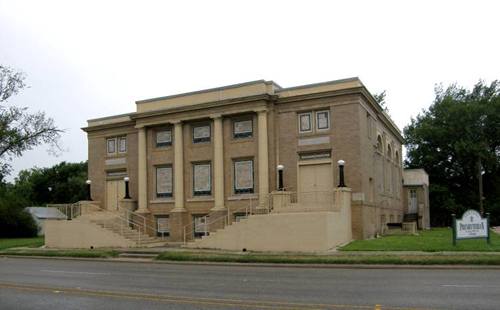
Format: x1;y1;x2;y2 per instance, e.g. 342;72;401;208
185;211;351;252
90;217;168;247
187;217;250;250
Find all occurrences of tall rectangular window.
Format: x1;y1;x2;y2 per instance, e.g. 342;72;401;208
156;166;173;198
298;112;312;133
156;129;172;147
234;159;254;194
107;138;116;155
367;114;373;138
192;124;211;143
233;119;253;138
193;162;211;196
118;136;127;153
316;110;330;131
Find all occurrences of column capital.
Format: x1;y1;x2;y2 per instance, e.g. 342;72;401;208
210;114;223;120
254;108;268;114
135;124;146;129
171;120;183;125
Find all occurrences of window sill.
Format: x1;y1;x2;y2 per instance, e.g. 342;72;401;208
190;142;212;148
298;131;331;138
187;197;214;202
227;194;258;201
153;146;172;151
105;154;127;159
150;199;175;204
230;137;255;144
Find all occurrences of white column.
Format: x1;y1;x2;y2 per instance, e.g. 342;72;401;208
172;121;185;211
137;126;148;213
211;115;225;210
257;110;269;207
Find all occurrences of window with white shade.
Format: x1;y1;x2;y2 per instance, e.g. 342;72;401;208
233;159;254;194
156;129;172;147
193;162;211;196
298;112;312;133
233;119;253;138
107;136;126;155
192;124;211;143
316;110;330;131
156;166;173;198
118;136;127;153
107;138;116;155
156;215;169;237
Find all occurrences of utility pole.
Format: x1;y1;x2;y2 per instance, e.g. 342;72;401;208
478;157;484;215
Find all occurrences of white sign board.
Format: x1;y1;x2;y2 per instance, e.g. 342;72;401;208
456;209;488;239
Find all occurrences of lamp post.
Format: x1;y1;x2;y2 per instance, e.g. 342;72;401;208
277;164;284;191
86;180;92;201
124;176;131;199
47;187;53;204
337;160;346;188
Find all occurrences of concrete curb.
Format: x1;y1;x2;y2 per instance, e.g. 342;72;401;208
3;254;500;270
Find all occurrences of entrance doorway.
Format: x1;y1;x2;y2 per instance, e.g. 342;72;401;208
408;189;418;214
298;161;333;207
106;179;125;211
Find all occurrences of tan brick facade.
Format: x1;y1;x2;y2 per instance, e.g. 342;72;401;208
83;78;405;242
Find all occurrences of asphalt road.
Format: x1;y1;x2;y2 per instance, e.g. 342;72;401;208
0;257;499;310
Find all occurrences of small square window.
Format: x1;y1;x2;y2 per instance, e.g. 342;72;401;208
118;137;127;153
233;119;253;138
156;216;170;237
298;112;312;133
193;215;209;237
192;124;211;143
156;129;172;147
316;110;330;131
193;162;211;196
107;138;116;154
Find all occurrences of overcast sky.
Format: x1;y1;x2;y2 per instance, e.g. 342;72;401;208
0;0;499;181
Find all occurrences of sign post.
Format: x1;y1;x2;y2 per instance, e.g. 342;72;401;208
453;209;490;245
452;214;456;246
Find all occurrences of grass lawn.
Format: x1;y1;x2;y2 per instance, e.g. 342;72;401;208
0;249;119;258
0;237;44;250
156;251;500;265
340;228;500;252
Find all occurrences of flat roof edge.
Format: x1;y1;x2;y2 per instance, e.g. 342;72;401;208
87;112;135;123
277;77;361;92
136;79;280;104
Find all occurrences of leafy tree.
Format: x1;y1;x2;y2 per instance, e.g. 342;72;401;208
0;65;62;179
0;183;37;237
0;65;64;237
13;161;88;205
373;90;389;113
404;81;500;226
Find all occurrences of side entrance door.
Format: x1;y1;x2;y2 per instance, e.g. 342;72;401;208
106;180;125;211
408;189;418;214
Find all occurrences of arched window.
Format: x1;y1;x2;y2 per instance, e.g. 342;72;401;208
376;135;382;152
387;144;392;158
395;151;399;165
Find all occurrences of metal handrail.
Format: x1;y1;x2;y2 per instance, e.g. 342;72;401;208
182;196;265;245
48;202;82;220
96;213;144;246
117;206;158;238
